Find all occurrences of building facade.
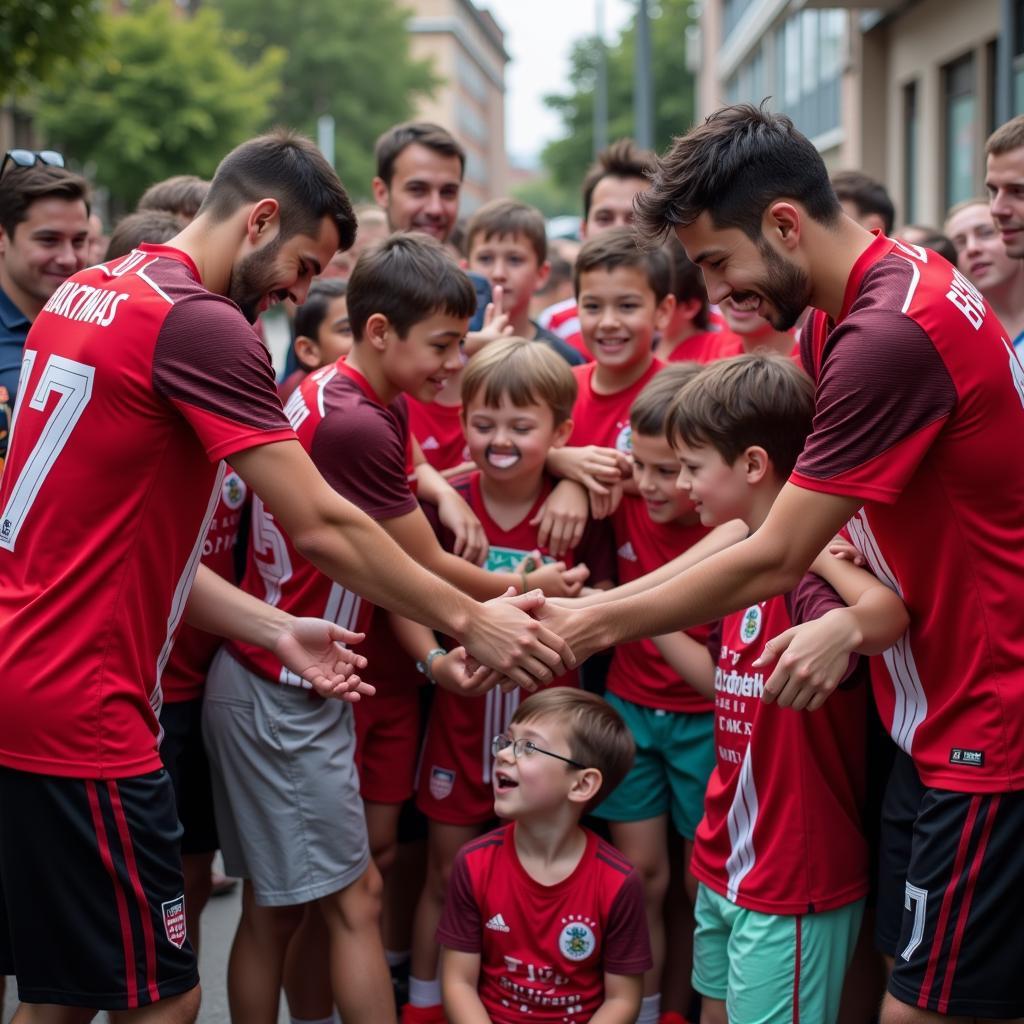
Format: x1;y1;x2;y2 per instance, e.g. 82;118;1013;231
699;0;1024;230
407;0;510;213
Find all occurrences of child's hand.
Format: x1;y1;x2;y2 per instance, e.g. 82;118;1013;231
435;488;489;565
527;560;590;598
550;445;632;494
531;479;589;557
464;284;514;355
588;482;623;520
826;535;866;566
432;647;501;696
754;607;860;711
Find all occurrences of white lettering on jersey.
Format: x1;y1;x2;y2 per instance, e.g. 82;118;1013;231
42;280;130;327
1;353;95;552
945;268;986;330
251;496;292;607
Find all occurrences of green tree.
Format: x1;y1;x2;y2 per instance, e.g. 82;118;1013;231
0;0;104;94
542;0;697;202
36;1;283;210
211;0;439;201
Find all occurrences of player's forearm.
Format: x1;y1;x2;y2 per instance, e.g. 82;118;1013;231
650;633;716;699
442;982;491;1024
185;564;292;649
423;546;517;601
589;992;643;1024
820;593;908;656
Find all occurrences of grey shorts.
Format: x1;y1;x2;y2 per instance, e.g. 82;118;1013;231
202;647;370;907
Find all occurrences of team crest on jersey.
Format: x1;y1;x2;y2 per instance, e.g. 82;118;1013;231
558;915;597;962
221;471;247;511
162;895;186;949
615;423;633;455
740;605;763;644
429;766;455;800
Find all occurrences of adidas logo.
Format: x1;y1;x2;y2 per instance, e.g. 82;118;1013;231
422;436;440;450
617;541;638;562
486;913;510;933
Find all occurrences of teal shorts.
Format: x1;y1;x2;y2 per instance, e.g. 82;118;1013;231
692;883;864;1024
592;693;714;839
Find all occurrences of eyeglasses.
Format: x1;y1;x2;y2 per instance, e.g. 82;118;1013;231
0;150;65;178
491;733;587;770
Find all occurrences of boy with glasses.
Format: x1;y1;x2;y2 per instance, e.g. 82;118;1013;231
439;688;651;1024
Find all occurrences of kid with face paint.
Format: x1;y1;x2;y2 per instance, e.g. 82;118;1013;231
403;338;616;1024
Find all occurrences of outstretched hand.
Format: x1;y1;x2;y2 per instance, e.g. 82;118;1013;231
273;618;374;702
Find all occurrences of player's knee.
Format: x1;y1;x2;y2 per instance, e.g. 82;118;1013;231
371;837;398;876
878;992;930;1024
327;863;384;931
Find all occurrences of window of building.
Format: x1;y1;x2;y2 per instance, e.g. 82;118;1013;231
903;80;919;225
944;53;977;210
723;0;757;44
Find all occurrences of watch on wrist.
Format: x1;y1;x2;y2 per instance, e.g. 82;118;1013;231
416;647;447;684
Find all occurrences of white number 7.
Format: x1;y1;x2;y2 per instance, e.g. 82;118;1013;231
1;352;95;552
900;882;928;962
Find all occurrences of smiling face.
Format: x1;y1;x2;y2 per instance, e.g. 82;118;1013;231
676;213;813;332
577;264;672;374
463;393;571;484
986;146;1024;258
467;231;547;322
492;717;585;820
378;309;467;403
631;430;698;525
946;201;1022;294
584;175;650;236
228;214;340;324
0;196;90;317
672;436;752;528
373;143;462;243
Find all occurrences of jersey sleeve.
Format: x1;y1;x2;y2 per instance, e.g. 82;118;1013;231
602;870;653;976
152;294;294;461
791;310;956;504
436;850;483;953
309;403;418;521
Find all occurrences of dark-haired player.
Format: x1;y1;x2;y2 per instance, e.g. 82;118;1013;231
542;103;1024;1024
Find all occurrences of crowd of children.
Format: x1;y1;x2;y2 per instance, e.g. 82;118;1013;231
4;106;1023;1024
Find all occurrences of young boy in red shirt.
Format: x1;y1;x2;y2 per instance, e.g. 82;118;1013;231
439;688;652;1024
404;338;609;1024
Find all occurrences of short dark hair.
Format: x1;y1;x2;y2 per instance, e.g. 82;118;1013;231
634;103;842;242
105;210;181;262
374;121;466;186
510;689;635;810
200;129;356;250
665;237;709;329
986;115;1024;157
346;232;476;340
0;163;90;239
630;362;704;437
909;229;957;264
574;227;672;303
666;353;815;479
831;170;896;235
465;198;547;265
581;138;655;221
137;175;210;220
294;278;347;341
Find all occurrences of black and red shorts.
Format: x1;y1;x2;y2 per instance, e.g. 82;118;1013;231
885;779;1024;1018
0;764;199;1010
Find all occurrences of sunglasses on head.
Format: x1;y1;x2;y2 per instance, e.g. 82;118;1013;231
0;150;65;178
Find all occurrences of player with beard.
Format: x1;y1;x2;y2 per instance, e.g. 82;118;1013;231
0;130;574;1024
539;103;1024;1024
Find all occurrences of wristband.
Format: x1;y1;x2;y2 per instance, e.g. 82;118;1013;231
416;647;447;685
520;571;530;594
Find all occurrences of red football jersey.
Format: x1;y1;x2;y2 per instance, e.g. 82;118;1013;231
667;329;799;365
537;297;591;363
570;359;664;453
407;395;469;472
229;360;416;684
607;497;714;712
438;825;651;1022
162;467;249;703
417;472;614;824
690;577;868;915
0;245;293;778
662;330;722;364
793;233;1024;792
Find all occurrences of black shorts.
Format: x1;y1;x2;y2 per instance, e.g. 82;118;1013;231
882;770;1024;1018
876;749;921;955
0;764;199;1010
160;697;219;855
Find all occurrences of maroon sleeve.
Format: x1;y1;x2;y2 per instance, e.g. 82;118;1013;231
785;573;860;688
602;870;653;975
573;514;617;587
436;850;483;953
152;295;293;460
705;620;723;662
309;401;418;520
792;310;956;504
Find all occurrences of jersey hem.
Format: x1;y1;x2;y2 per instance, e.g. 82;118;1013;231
915;767;1024;793
691;867;869;916
789;471;899;506
207;427;295;462
435;932;481;954
604;685;715;715
0;747;163;780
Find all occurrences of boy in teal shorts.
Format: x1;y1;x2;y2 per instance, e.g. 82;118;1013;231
589;363;719;1024
666;355;908;1023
